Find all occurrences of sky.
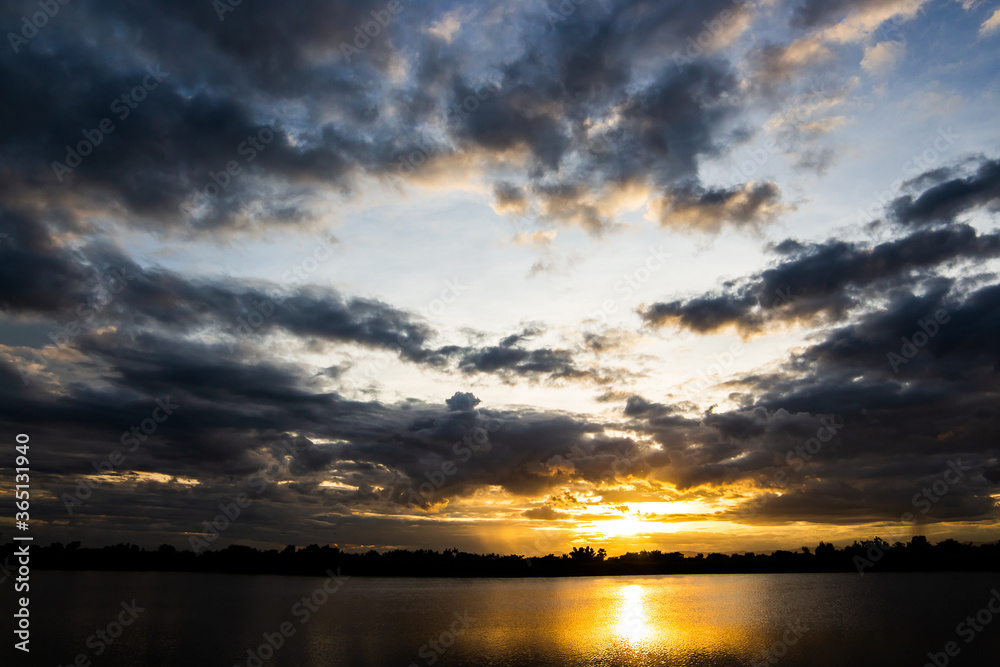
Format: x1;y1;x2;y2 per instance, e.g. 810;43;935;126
1;0;999;556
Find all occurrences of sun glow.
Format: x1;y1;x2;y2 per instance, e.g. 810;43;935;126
599;515;649;537
584;500;719;538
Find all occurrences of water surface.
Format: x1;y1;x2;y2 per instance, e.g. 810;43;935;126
23;571;1000;666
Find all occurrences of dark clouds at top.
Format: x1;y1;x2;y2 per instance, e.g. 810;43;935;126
0;0;784;235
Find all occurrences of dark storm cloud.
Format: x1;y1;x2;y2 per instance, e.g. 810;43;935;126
0;226;646;522
732;478;997;524
631;238;1000;524
0;208;444;363
622;395;674;418
626;158;1000;523
641;222;1000;333
0;0;426;233
891;157;1000;227
0;44;345;232
642;291;759;334
453;327;634;384
0;205;626;395
444;0;768;230
485;55;749;231
622;405;833;489
457;341;584;381
611;60;741;183
0;325;632;530
0;0;771;236
3;285;997;542
450;77;571;171
0;207;90;314
652;181;784;231
758;280;1000;412
446;392;481;412
676;275;1000;522
788;0;904;29
618;392;999;525
136;0;405;92
1;203;624;394
582;330;634;355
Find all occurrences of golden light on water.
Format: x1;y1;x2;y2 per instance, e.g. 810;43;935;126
606;580;759;658
616;584;654;645
488;577;768;664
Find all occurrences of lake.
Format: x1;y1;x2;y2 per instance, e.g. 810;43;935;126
24;572;1000;666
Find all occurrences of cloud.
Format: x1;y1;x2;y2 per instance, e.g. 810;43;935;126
642;291;760;334
2;204;630;387
457;340;585;381
861;40;906;73
523;506;572;520
512;230;559;247
790;0;925;31
4;254;998;541
446;392;482;412
642;218;1000;334
980;7;1000;35
624;385;1000;523
0;207;91;315
492;182;530;216
0;0;787;238
427;10;464;43
730;478;997;524
582;330;637;355
0;325;638;522
749;37;833;89
791;0;899;29
812;0;929;43
891;157;1000;225
749;1;926;99
650;181;787;232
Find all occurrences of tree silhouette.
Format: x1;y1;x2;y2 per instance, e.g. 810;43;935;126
6;537;997;578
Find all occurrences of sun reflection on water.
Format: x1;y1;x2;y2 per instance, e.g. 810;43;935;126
616;584;653;645
480;576;771;665
589;578;761;664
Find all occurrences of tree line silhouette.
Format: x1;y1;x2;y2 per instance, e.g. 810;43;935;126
8;536;1000;577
